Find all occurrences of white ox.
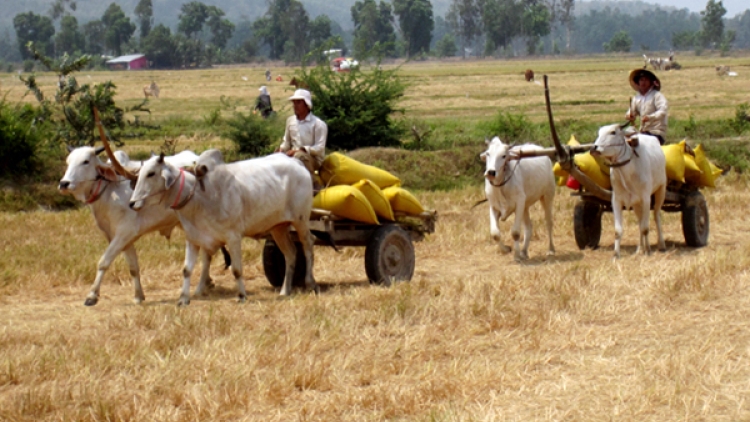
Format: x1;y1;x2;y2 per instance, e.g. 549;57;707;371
481;137;555;260
129;150;317;305
591;124;667;258
59;147;221;306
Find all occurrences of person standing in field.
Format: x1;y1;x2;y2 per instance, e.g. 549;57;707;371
276;89;327;182
625;68;669;145
265;69;271;81
254;86;273;118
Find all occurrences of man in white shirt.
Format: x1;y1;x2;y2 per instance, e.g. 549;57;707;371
625;69;669;145
276;89;328;176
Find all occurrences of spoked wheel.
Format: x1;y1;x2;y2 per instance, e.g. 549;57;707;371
262;240;307;288
365;225;415;286
681;190;709;247
573;200;602;250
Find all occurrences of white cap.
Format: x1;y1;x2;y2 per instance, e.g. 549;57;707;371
288;89;312;110
259;86;268;96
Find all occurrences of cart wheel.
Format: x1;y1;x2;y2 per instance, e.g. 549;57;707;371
573;200;602;250
262;240;307;288
681;190;709;247
365;225;415;286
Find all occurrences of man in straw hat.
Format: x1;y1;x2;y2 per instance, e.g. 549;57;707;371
276;88;328;179
625;68;669;145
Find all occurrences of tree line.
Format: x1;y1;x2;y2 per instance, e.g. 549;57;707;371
2;0;749;68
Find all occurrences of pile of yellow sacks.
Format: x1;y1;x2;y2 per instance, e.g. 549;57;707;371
553;135;723;189
312;153;426;224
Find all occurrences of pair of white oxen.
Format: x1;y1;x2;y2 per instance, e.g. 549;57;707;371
59;148;319;306
482;123;666;261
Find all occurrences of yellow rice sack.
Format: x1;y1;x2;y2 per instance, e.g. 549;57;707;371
313;185;379;224
352;179;395;221
382;186;425;215
686;144;721;188
661;143;686;183
679;140;702;181
319;152;401;189
574;152;611;189
552;135;580;185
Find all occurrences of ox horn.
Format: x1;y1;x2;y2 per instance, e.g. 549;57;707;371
93;107;137;182
543;75;565;160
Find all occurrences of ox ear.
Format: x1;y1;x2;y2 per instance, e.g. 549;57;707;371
66;145;75;153
162;167;177;189
96;165;119;182
479;151;488;162
95;146;105;155
195;164;209;178
619;121;630;130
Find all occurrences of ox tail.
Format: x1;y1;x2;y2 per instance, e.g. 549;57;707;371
312;230;340;252
471;198;489;209
220;246;231;269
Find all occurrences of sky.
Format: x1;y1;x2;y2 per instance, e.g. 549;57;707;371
626;0;747;17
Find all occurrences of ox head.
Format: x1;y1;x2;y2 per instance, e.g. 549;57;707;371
591;123;629;161
480;137;517;184
129;153;179;211
59;146;120;202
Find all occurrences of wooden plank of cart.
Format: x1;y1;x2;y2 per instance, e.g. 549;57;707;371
261;208;437;288
512;75;709;250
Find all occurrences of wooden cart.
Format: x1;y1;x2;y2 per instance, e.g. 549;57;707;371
262;209;437;287
515;75;709;250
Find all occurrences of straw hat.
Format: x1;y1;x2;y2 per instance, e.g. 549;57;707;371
288;89;313;109
629;68;660;91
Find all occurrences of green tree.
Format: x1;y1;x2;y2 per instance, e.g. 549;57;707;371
482;0;523;52
253;0;310;60
447;0;482;58
178;1;210;39
672;30;697;49
281;1;310;62
134;0;153;39
393;0;434;58
82;20;105;55
603;30;632;52
48;0;77;21
352;0;397;57
140;24;178;68
101;3;136;56
522;2;551;55
700;0;726;47
206;7;235;49
435;33;458;57
13;12;55;59
55;15;85;56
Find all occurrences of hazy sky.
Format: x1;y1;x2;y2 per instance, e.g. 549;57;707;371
625;0;747;17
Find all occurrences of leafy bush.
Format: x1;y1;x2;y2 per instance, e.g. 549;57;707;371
478;112;547;145
225;111;284;157
0;101;44;177
293;61;406;151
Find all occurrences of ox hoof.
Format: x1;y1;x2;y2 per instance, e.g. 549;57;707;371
237;294;246;303
177;297;191;307
133;297;145;305
311;285;321;295
84;297;98;306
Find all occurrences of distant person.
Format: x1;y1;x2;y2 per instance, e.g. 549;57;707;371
254;86;273;119
265;69;271;81
276;89;327;180
625;69;668;145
